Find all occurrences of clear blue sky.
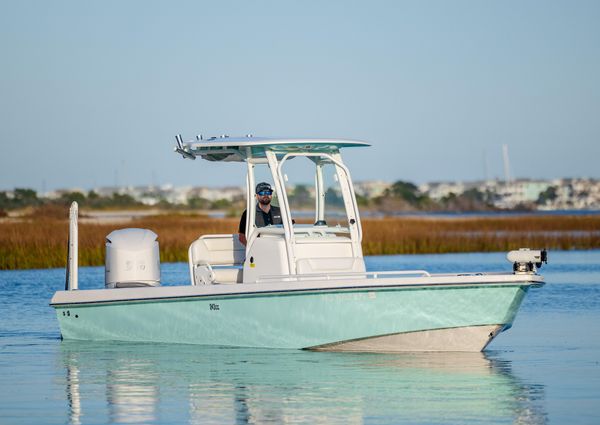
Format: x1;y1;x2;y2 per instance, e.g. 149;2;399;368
1;0;598;191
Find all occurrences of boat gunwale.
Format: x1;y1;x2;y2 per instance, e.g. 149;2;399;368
50;274;544;308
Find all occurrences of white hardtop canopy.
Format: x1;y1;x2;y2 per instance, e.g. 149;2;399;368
174;136;370;162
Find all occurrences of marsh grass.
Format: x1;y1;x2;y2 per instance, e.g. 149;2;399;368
361;216;600;255
1;213;599;269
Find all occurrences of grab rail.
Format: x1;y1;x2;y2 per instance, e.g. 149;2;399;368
256;269;431;283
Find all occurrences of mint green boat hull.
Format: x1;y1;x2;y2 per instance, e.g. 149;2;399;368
54;284;529;351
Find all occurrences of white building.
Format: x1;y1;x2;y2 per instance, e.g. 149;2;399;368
354;180;391;199
492;180;552;209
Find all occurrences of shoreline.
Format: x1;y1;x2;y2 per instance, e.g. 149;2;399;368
1;213;599;270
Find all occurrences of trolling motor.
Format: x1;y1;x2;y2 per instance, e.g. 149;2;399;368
507;248;548;274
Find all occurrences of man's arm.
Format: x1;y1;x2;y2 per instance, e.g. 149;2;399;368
238;210;247;246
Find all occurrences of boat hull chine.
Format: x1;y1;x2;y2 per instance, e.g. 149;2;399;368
308;324;505;352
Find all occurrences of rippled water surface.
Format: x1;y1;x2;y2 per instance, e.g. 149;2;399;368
1;251;599;424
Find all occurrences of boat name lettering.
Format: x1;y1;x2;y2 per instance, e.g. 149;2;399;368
210;303;220;311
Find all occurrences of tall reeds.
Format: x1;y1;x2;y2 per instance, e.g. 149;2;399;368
0;215;238;270
1;214;599;270
361;216;600;255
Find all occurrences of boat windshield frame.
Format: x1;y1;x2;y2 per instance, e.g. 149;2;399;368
275;151;362;243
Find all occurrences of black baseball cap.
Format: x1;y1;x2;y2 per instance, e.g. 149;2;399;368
255;182;273;194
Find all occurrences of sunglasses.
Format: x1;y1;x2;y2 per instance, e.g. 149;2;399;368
257;190;273;196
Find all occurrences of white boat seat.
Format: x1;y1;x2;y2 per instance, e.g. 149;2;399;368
213;268;243;284
192;266;243;285
188;234;245;285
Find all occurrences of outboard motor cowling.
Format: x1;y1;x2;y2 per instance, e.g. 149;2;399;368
105;228;161;288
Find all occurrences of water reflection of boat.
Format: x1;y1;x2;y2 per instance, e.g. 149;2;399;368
60;341;547;424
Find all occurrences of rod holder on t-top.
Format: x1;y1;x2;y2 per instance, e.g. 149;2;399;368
174;134;196;160
65;201;79;290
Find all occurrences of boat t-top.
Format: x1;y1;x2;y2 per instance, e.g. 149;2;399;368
50;135;547;352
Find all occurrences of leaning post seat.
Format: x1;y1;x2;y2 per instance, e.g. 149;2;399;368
188;234;246;285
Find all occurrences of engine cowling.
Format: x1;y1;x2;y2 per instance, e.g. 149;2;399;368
105;228;161;288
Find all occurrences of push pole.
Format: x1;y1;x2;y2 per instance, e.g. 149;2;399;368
65;201;79;290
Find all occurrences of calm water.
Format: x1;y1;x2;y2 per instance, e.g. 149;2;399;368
1;251;600;424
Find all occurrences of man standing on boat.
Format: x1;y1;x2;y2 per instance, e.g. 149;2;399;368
238;182;283;245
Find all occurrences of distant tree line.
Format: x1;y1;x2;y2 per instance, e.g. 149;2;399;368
0;189;143;211
364;181;499;213
369;181;560;212
0;182;562;217
0;188;245;216
275;181;500;212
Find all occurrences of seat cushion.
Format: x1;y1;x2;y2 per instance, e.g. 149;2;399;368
213;268;243;284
